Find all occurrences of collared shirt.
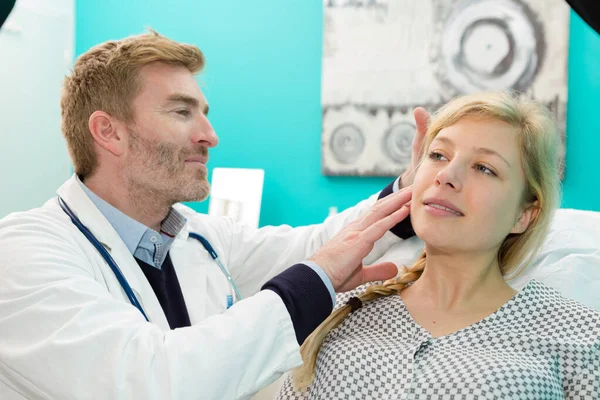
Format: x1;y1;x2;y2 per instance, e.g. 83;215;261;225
78;178;185;269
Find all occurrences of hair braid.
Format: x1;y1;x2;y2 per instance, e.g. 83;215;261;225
292;252;426;390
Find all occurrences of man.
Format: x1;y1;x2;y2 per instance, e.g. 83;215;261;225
0;31;424;399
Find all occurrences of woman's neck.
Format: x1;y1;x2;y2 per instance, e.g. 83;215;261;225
404;248;516;312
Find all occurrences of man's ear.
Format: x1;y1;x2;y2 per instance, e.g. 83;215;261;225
88;111;126;156
511;201;540;234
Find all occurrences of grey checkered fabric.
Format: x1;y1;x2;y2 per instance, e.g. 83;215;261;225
277;280;600;399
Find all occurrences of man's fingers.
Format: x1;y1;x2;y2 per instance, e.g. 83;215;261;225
361;203;411;242
335;262;398;293
374;185;412;210
354;187;412;231
414;107;430;139
360;262;398;285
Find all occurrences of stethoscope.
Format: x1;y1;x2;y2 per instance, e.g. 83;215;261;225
58;197;243;322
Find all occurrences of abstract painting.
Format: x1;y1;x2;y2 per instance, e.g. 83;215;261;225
321;0;569;176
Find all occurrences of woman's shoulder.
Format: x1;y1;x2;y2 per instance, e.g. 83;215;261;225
334;282;382;309
334;282;407;318
330;282;413;342
523;280;599;318
517;279;600;341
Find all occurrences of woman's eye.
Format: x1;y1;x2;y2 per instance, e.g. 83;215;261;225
428;151;448;162
475;164;497;176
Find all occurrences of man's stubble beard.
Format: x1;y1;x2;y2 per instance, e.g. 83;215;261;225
126;128;211;206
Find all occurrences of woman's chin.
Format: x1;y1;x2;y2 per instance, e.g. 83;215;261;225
415;222;454;243
416;228;467;255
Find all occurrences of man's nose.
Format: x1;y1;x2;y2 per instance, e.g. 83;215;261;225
192;114;219;148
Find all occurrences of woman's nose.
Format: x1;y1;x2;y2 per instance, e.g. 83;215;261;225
435;163;463;191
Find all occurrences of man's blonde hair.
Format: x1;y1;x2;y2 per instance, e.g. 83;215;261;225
293;92;561;390
60;30;205;178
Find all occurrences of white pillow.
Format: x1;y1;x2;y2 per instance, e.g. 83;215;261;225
370;209;600;311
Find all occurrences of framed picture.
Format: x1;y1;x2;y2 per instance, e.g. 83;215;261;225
321;0;569;176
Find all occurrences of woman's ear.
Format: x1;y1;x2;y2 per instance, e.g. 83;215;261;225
511;201;540;234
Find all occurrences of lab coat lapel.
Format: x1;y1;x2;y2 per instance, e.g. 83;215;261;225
169;224;208;323
56;176;170;330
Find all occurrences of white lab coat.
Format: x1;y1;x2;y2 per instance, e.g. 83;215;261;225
0;176;401;400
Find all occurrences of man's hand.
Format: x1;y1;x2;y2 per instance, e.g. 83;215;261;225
309;186;412;292
400;107;430;188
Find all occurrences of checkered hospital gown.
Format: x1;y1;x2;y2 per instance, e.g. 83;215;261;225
277;280;600;399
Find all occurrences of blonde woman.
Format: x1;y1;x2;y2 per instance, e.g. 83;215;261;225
277;93;600;399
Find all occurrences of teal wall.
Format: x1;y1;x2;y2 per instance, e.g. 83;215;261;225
76;1;600;227
564;12;600;212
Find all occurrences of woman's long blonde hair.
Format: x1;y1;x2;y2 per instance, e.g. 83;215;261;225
293;92;561;390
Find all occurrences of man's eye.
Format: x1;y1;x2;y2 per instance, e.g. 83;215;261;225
175;109;190;117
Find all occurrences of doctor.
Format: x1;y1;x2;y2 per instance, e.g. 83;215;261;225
0;31;425;399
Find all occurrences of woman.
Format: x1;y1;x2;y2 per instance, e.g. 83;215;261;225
277;92;600;399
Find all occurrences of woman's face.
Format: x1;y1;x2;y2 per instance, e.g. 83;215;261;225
411;117;535;256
